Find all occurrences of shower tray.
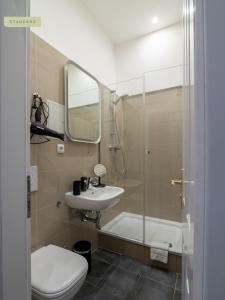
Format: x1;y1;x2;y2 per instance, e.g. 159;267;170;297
100;212;182;255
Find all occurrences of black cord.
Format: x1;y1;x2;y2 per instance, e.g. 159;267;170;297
30;137;50;144
30;94;50;144
30;96;49;125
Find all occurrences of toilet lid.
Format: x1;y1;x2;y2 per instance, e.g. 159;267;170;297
31;245;88;295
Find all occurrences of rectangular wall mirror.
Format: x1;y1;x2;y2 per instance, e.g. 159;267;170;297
64;61;101;143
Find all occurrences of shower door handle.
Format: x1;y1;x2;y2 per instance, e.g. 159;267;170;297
171;179;183;186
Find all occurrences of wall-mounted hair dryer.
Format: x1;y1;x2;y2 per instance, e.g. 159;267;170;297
30;93;64;143
30;123;64;141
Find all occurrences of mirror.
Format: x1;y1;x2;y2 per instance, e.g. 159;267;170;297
94;164;107;177
64;61;101;143
93;164;107;187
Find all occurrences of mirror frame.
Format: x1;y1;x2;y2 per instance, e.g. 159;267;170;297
64;60;101;144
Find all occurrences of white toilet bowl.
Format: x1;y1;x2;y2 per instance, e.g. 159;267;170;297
31;244;88;300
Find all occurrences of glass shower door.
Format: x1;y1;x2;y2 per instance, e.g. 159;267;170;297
100;77;145;244
144;66;183;254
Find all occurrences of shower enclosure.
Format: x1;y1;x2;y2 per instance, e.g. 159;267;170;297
100;66;183;255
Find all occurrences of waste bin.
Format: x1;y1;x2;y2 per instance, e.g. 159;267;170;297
73;241;92;274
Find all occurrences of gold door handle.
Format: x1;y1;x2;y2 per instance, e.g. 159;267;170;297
171;179;183;186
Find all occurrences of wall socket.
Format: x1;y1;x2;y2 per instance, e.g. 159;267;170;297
57;144;65;154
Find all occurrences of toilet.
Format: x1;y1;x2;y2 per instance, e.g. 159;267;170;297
31;244;88;300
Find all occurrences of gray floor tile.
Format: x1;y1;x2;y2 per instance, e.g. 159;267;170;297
132;277;174;300
174;290;182;300
78;249;180;300
73;281;121;300
175;274;182;291
73;282;97;300
86;259;111;286
92;289;121;300
115;255;147;275
99;266;139;300
92;249;121;265
140;264;177;288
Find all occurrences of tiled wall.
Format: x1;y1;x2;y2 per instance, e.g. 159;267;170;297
144;87;183;222
100;88;126;226
123;87;183;222
30;33;99;252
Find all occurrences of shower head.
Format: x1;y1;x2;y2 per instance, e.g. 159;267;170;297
112;94;129;105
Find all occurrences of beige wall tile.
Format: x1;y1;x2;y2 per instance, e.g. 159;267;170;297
30;33;99;251
69;221;98;252
37;204;70;244
46;228;72;250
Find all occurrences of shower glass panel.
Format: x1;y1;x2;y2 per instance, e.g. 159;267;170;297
100;77;145;243
100;67;183;254
144;66;183;254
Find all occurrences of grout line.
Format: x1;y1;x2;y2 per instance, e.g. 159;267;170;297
173;289;176;300
100;288;122;300
84;279;98;288
95;263;115;288
126;273;142;300
173;274;179;299
85;278;98;288
98;246;123;256
139;273;175;291
174;273;179;289
85;261;113;288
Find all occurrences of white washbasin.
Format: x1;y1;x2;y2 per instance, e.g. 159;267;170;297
65;185;124;211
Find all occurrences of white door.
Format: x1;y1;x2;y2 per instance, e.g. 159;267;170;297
182;0;205;299
0;0;31;299
182;0;195;297
183;0;196;298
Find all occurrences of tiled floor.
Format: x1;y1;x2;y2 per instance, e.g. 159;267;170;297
73;249;182;300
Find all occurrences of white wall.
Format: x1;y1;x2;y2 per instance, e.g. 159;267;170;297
30;0;116;85
30;1;182;93
115;23;183;93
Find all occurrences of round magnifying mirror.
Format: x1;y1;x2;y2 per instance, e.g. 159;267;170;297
93;164;106;187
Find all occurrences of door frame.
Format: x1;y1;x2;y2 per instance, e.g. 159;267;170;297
0;0;31;299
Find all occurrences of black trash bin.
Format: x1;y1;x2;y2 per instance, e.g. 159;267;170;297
73;241;91;274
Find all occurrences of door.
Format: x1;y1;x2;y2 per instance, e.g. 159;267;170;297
144;67;183;251
182;0;195;299
182;0;205;299
0;0;31;299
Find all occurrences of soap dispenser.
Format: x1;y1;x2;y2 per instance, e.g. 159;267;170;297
80;177;88;192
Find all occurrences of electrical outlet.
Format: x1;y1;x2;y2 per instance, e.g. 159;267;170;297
57;144;65;154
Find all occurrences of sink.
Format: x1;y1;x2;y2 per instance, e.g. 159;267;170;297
65;185;124;211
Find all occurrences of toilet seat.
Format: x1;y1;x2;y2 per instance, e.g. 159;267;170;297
31;245;88;299
32;276;85;300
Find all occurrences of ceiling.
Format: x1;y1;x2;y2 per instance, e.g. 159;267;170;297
83;0;183;45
